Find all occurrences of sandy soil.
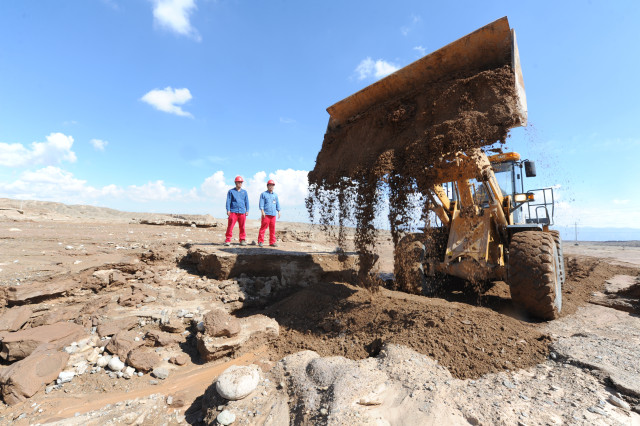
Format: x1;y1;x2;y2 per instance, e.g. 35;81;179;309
1;199;639;425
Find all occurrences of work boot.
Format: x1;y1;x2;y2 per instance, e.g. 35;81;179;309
258;242;263;247
269;243;278;247
240;240;247;246
223;241;230;246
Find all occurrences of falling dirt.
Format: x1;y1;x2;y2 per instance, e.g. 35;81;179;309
307;65;521;287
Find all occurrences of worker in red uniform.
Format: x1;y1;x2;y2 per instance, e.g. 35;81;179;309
224;176;249;246
257;179;281;247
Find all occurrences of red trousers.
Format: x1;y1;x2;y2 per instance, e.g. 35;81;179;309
258;215;277;244
225;212;247;242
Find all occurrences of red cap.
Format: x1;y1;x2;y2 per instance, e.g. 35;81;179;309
267;179;275;185
234;176;244;182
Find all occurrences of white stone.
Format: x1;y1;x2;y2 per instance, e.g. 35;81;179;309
196;321;205;332
215;365;261;401
96;354;112;368
64;345;78;354
217;410;236;425
86;348;100;364
57;370;75;384
123;366;136;379
75;361;89;375
108;356;125;372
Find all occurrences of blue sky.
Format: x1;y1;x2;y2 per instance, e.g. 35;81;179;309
1;1;639;236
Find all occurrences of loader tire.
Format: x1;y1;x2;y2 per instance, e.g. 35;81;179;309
394;233;426;295
548;230;565;288
508;231;562;320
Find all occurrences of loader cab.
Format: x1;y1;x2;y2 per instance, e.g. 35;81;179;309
487;152;555;226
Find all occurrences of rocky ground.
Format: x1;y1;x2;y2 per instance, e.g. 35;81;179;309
0;198;639;425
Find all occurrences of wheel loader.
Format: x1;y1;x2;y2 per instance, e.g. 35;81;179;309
310;17;564;320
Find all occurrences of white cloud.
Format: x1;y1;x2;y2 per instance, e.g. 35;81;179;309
413;45;426;56
0;133;76;167
201;170;228;199
355;58;400;81
0;166;119;201
613;199;630;205
152;0;200;41
141;87;193;117
280;117;296;124
401;14;421;36
126;180;184;201
90;139;108;151
0;167;312;221
101;0;119;10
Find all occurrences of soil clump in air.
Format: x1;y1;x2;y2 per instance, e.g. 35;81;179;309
307;64;522;287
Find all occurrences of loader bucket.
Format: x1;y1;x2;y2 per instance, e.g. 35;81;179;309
309;16;527;186
327;16;527;130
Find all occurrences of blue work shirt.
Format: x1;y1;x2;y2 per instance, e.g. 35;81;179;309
226;188;249;213
259;191;280;216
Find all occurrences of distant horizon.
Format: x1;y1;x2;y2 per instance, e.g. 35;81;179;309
3;196;640;243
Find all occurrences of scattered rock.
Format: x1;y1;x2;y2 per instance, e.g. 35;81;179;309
145;330;180;347
5;279;81;304
0;346;70;405
217;410;236;425
117;287;147;307
216;365;261;401
197;314;278;362
127;347;161;372
123;366;136;379
105;331;143;359
160;318;186;334
608;395;630;411
169;354;189;366
0;322;86;361
152;367;170;380
202;308;241;338
57;370;75;384
107;356;125;372
92;269;118;285
0;306;32;332
96;317;139;338
96;354;112;368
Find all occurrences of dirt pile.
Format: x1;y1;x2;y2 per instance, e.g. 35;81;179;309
307;65;522;287
262;282;549;379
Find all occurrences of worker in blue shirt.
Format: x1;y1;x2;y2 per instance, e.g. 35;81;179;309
257;179;281;247
224;176;250;246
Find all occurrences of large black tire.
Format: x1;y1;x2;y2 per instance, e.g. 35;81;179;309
394;233;425;294
548;230;565;288
508;231;562;320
